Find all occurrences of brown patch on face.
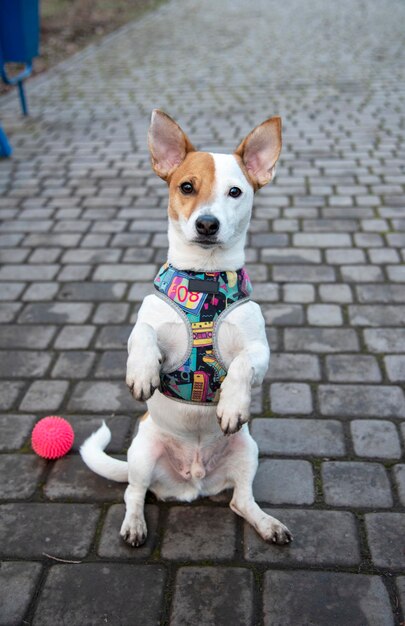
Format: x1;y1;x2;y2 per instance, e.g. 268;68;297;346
167;152;216;221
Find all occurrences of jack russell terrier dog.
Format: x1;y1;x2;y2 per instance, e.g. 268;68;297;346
81;110;292;547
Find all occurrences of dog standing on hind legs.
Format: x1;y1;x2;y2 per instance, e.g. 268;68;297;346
81;110;292;547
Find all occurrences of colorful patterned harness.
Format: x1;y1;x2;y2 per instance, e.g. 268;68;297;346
154;263;252;405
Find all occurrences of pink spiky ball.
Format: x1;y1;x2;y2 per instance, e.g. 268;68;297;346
31;416;74;459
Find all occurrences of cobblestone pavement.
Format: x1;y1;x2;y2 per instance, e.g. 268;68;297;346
1;0;405;624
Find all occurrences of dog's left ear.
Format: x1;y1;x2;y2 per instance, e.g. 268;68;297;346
148;109;195;181
235;116;282;190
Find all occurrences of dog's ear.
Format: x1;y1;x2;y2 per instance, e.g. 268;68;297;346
148;110;195;181
235;116;282;190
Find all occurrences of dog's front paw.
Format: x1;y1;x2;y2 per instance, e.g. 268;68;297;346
120;515;148;547
126;349;162;402
217;378;250;435
258;518;293;545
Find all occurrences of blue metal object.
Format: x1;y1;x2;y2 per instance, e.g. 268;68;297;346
0;124;12;157
0;0;40;115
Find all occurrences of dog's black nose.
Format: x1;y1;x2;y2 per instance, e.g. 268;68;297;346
195;215;220;237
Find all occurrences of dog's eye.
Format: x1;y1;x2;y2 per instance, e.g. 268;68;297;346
180;182;194;195
229;187;242;198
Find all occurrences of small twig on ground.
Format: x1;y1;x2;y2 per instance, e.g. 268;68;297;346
42;552;82;564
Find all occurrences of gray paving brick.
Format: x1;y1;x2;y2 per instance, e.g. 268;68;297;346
161;506;236;560
68;380;141;412
68;415;130;453
307;304;343;325
171;567;253;626
294;233;352;247
0;414;36;450
356;284;405;303
267;353;320;381
95;324;132;349
54;324;96;349
51;350;96;378
263;571;393;626
326;355;382;382
351;420;401;459
283;283;315;303
19;302;93;324
285;328;360;353
387;265;405;281
0;350;52;378
0;455;44;499
0;561;42;626
58;281;127;301
98;504;158;558
93;264;156;281
261;248;321;264
95;350;126;378
270;383;313;415
253;459;314;504
273;264;336;282
365;513;405;570
33;564;166;626
0;324;56;348
322;462;393;508
0;503;99;558
262;304;304;325
319;283;353;303
92;302;129;323
0;264;59;281
45;455;125;501
251;418;345;456
364;328;405;353
393;465;405;506
349;305;405;326
341;265;384;282
0;282;25;300
0;381;25;410
385;355;405;382
244;509;359;565
22;282;59;301
0;302;21;322
319;384;405;418
20;380;69;412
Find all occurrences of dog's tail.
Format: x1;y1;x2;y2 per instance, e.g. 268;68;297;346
80;421;128;482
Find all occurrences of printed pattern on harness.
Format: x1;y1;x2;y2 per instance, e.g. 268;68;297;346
154;262;252;404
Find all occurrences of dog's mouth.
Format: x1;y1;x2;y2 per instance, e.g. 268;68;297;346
193;238;221;248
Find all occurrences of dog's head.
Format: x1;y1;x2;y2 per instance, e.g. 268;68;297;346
148;110;282;252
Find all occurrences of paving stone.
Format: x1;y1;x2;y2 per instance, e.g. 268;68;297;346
262;304;304;325
349;305;405;326
44;455;126;501
273;264;336;282
318;384;405;418
365;513;405;569
93;264;156;281
20;380;69;412
95;324;132;349
0;350;52;378
33;564;166;626
92;302;129;323
357;284;405;303
67;414;131;453
267;353;320;381
19;302;93;323
307;304;343;325
322;462;393;508
0;324;56;348
319;283;353;302
58;281;127;301
22;282;59;301
0;381;25;410
68;380;142;412
0;414;36;450
388;265;405;281
263;571;393;626
251;418;345;456
0;282;25;300
0;503;99;558
161;506;236;560
98;504;158;558
326;354;382;382
294;233;352;247
393;465;405;506
54;324;96;349
0;302;21;322
364;328;405;353
261;248;321;264
51;350;96;378
385;355;405;382
0;455;45;499
171;567;253;626
284;328;359;352
0;561;42;626
253;459;314;504
351;420;401;459
0;264;59;281
244;509;359;565
283;283;315;303
270;383;313;415
95;350;126;378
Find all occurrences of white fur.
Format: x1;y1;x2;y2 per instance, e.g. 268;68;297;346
81;118;291;548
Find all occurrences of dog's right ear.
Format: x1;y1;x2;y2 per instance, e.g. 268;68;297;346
148;110;195;181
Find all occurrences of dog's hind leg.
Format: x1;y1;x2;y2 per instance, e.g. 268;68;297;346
120;418;163;547
227;429;292;545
